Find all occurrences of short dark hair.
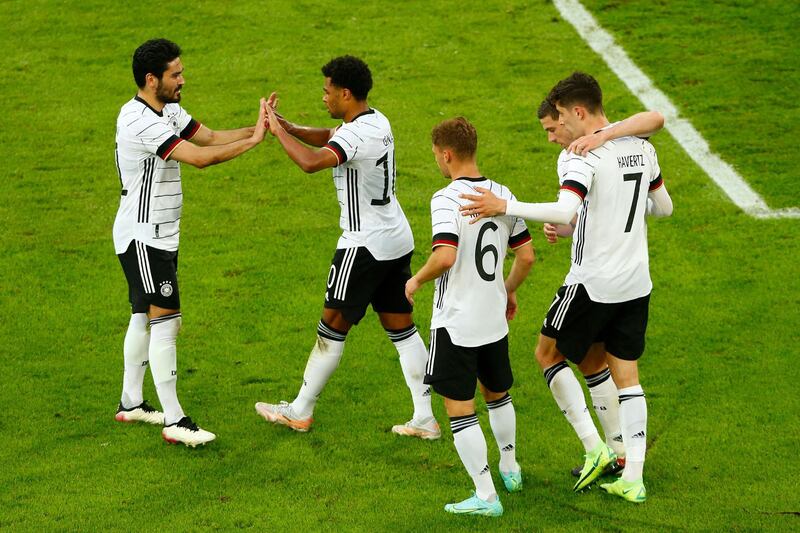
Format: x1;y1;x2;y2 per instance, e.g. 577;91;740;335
537;98;559;120
132;39;182;88
548;71;604;114
431;117;478;159
321;55;373;101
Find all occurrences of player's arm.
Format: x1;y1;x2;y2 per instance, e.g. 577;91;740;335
266;105;338;173
544;216;578;243
168;99;267;169
646;177;673;217
190;124;256;146
460;187;582;225
404;246;457;305
503;240;535;320
568;111;665;156
264;92;334;147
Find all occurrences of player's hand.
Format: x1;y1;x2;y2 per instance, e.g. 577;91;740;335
543;223;559;244
266;91;279;110
506;291;518;321
567;130;608;156
265;104;283;136
459;187;507;223
252;98;268;142
405;277;420;305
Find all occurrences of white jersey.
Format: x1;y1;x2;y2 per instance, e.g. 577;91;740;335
558;132;663;303
322;109;414;260
429;178;531;347
113;96;201;253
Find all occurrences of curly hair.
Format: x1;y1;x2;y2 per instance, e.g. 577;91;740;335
321;55;373;101
431;117;478;159
132;38;181;88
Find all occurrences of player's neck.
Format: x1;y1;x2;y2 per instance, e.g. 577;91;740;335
343;101;371;122
447;161;481;181
136;90;166;114
581;114;610;136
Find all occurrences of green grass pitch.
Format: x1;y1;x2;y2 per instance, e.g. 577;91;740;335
1;0;798;530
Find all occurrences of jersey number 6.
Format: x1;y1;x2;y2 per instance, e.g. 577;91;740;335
475;222;499;282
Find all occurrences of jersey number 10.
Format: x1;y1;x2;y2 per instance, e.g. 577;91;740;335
371;151;395;206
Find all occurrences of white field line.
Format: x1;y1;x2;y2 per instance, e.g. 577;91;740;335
553;0;800;219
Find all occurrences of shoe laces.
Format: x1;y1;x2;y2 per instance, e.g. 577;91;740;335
177;417;199;431
139;401;157;413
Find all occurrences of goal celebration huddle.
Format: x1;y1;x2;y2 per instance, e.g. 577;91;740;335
112;38;672;516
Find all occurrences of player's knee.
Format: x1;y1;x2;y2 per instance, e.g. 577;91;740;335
535;342;562;370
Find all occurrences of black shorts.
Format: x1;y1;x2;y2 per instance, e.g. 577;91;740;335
324;247;413;325
118;240;180;313
424;328;513;401
541;284;649;364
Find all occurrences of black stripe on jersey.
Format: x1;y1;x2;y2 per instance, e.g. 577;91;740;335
563;156;597;169
561;179;588;200
153;204;182;212
138;158;155;223
347;168;361;231
136;122;161;136
649;174;664;191
508;229;532;249
326;140;348;165
156;135;182;160
436;271;449;310
180;119;201;139
432;232;459;249
574;200;588;265
431;193;461;207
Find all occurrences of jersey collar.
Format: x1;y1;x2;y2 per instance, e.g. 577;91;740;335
456;176;486;182
349;108;375;122
135;95;164;117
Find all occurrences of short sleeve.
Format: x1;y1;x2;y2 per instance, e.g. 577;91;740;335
559;154;597;201
324;123;364;166
506;194;532;249
643;140;663;191
430;191;460;249
128;117;183;161
176;106;201;140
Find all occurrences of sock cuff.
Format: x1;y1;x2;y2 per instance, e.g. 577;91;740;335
317;320;347;342
449;413;479;434
544;361;569;387
150;312;181;326
486;393;512;410
385;324;417;343
619;384;645;402
584;368;612;388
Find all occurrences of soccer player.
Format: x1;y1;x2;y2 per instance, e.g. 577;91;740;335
255;56;438;438
114;38;268;447
460;72;673;502
538;99;666;477
405;118;535;517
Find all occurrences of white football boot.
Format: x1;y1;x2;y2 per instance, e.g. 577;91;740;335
391;416;441;440
115;401;165;425
162;416;216;447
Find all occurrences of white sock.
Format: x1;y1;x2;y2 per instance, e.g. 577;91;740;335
451;414;497;502
291;321;346;419
486;393;518;473
545;362;601;452
388;326;434;421
618;385;647;481
585;368;625;457
121;313;150;408
149;313;185;425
